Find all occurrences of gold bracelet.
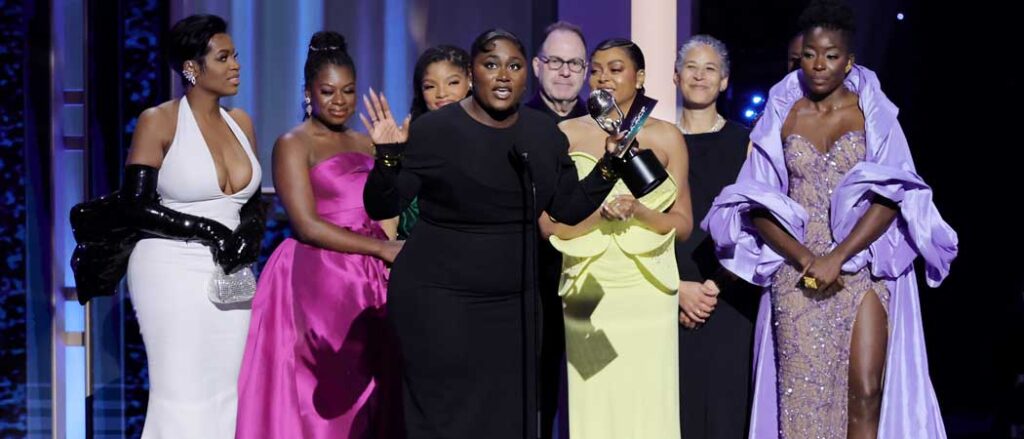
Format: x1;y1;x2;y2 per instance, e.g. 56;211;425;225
375;152;403;168
597;155;620;181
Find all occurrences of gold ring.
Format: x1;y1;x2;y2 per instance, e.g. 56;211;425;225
802;276;818;289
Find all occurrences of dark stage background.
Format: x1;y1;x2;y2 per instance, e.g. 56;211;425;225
0;0;1019;437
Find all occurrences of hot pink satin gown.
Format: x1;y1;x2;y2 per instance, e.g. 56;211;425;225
236;152;402;438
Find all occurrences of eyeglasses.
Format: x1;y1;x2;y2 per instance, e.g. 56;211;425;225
537;55;587;73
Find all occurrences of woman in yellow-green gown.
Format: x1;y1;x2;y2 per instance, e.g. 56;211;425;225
541;38;694;439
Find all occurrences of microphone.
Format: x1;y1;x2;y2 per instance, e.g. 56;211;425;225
510;143;530;170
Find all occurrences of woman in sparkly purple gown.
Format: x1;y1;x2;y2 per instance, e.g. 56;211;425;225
702;1;958;438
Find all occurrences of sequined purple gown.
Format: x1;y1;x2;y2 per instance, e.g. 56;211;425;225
702;66;957;439
770;130;889;437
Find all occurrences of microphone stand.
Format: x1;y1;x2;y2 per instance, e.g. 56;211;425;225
513;144;541;439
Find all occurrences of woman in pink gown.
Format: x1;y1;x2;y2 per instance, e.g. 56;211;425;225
235;31;403;438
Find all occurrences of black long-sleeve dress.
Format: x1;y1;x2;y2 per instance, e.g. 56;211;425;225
364;103;615;439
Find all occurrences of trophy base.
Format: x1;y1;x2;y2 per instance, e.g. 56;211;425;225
619;148;669;198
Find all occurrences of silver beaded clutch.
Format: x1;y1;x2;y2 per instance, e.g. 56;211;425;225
208;265;257;305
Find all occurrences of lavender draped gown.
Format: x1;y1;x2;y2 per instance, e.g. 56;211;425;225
702;66;958;439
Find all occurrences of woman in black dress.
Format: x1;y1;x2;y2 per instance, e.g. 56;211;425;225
361;29;622;439
673;34;761;439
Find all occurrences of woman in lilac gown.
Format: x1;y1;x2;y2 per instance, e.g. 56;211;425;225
235;31;403;438
702;1;957;438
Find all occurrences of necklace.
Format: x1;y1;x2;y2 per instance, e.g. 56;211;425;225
678;114;725;135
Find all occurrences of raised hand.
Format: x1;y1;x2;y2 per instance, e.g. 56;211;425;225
359;87;411;145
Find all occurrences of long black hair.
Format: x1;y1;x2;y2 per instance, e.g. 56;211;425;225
409;45;471;121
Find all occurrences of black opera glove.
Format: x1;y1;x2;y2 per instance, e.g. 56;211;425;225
218;187;266;274
69;191;139;302
119;164;232;256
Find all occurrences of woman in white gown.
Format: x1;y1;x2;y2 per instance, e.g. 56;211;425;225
122;14;262;438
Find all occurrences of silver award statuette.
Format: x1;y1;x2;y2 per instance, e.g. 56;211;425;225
587;89;669;197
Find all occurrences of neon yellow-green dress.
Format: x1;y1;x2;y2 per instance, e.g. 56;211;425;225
551;151;681;439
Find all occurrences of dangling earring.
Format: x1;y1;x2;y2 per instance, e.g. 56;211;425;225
304;96;312;118
183;70;196;86
845;62;852;74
